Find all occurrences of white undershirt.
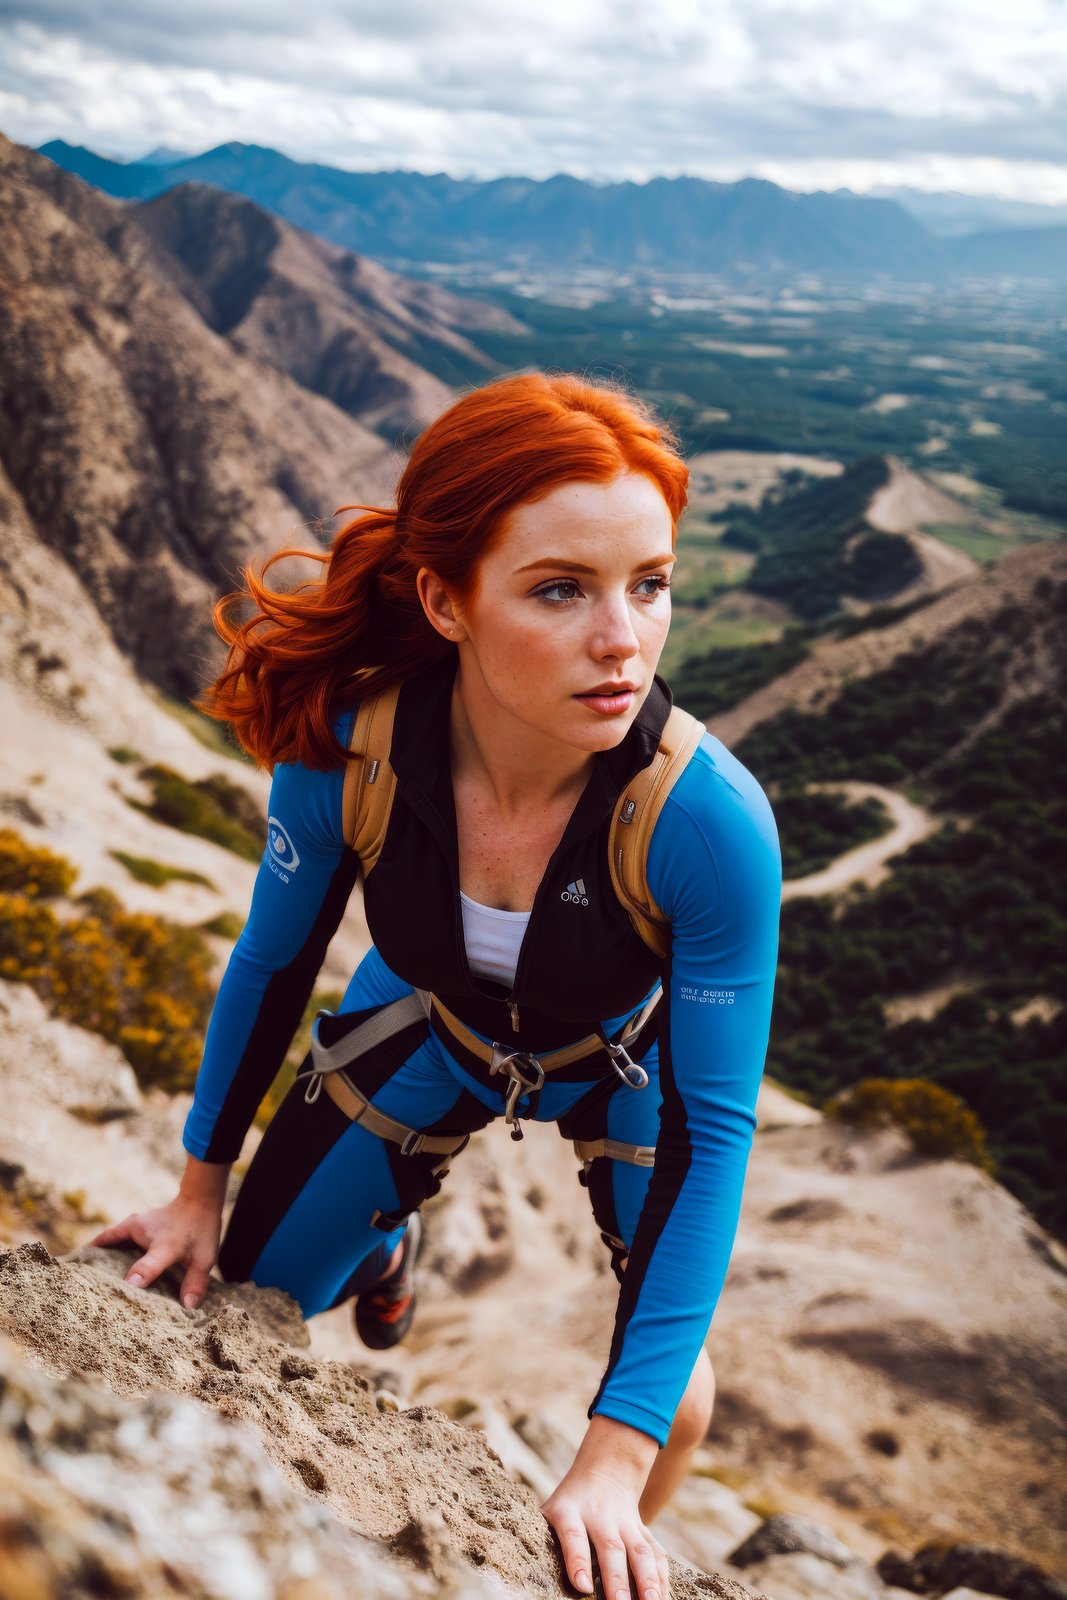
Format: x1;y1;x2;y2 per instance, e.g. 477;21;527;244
459;890;531;988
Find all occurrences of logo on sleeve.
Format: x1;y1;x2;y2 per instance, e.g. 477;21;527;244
561;878;589;906
267;816;300;880
680;984;735;1005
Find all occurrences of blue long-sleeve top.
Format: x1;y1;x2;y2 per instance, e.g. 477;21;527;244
183;669;781;1448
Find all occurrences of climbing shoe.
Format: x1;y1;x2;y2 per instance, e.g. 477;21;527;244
354;1211;424;1350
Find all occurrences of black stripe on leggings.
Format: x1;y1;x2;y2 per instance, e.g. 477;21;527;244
217;1070;353;1283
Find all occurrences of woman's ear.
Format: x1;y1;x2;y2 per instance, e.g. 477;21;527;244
416;567;468;643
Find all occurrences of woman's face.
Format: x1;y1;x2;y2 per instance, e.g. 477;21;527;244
422;470;676;755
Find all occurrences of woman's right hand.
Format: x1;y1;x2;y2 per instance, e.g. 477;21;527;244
89;1158;229;1310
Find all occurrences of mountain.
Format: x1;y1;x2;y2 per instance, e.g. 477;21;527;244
867;185;1067;238
0;132;517;700
37;140;1067;282
137;144;194;167
38;138;951;279
709;455;979;629
0;132;387;699
129;181;523;434
6;128;1066;1594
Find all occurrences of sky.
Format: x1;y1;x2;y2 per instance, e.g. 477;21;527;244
1;0;1066;204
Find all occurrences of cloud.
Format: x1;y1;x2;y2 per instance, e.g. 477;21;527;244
1;0;1065;200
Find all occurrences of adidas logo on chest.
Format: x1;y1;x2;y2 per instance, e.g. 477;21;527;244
560;878;589;907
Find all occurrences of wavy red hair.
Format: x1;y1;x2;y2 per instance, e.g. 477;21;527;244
196;371;689;770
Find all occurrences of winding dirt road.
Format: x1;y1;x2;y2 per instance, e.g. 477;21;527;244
780;781;940;901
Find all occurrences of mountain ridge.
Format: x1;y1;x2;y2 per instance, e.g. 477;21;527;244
35;137;1067;280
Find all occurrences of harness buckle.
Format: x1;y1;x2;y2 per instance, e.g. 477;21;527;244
489;1046;545;1137
488;1046;546;1094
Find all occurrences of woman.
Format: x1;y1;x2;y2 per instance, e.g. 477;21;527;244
92;372;781;1600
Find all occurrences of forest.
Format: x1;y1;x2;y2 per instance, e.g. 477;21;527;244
734;578;1067;1236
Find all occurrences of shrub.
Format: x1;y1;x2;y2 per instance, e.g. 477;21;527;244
200;911;245;941
0;892;62;983
0;829;78;899
826;1077;995;1172
129;766;262;861
0;829;216;1093
111;851;216;890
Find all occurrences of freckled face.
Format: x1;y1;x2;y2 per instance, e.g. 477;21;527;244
451;472;675;754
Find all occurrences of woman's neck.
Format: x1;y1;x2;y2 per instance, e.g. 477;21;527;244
449;662;595;817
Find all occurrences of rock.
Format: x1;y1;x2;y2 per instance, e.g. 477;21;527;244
730;1514;859;1569
942;1591;1021;1600
459;1399;559;1501
740;1550;890;1599
876;1543;1067;1600
0;1332;489;1599
0;1240;765;1599
0;978;143;1120
389;1507;461;1582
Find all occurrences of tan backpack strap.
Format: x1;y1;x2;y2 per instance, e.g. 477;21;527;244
341;681;401;878
609;705;706;959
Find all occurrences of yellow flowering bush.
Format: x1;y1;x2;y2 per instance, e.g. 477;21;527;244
0;892;61;983
826;1077;995;1172
0;828;78;898
0;829;215;1093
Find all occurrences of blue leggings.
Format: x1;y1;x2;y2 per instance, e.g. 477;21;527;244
217;945;663;1317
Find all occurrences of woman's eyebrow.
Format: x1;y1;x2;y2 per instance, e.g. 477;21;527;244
517;555;675;575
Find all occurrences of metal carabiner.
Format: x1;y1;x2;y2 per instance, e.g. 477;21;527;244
489;1046;545;1140
303;1073;324;1105
605;1040;649;1090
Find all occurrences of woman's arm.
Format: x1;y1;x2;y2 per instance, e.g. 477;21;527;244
541;732;781;1596
91;712;361;1301
590;731;782;1444
182;722;359;1163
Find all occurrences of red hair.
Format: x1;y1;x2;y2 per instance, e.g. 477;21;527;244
196;372;689;769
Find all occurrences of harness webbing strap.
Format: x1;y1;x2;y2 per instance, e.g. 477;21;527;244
426;985;662;1074
609;704;707;961
320;1070;467;1157
342;680;402;878
573;1137;656;1167
309;992;429;1077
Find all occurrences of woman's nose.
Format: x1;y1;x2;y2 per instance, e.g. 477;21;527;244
591;594;641;661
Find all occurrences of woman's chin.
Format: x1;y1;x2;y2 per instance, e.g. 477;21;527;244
561;707;641;753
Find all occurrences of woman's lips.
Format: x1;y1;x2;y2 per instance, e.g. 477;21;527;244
574;687;636;715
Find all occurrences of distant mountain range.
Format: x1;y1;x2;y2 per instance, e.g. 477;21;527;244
36;138;1067;282
864;185;1067;238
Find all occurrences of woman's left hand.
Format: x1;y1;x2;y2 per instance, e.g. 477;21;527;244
540;1418;670;1599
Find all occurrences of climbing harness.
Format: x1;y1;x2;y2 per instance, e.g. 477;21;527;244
302;982;662;1162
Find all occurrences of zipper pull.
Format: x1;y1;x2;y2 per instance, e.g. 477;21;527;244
507;998;520;1034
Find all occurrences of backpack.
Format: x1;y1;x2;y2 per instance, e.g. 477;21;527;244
341;682;705;961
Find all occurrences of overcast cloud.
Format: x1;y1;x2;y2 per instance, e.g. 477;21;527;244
1;0;1065;202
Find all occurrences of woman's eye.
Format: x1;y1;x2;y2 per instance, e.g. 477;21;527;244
634;575;671;600
533;579;583;604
